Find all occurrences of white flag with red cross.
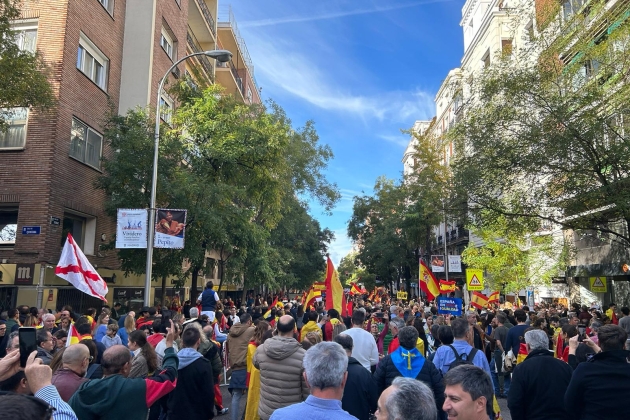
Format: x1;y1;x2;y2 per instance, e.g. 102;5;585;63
55;233;108;302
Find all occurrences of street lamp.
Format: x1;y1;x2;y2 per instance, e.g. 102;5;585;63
144;50;233;306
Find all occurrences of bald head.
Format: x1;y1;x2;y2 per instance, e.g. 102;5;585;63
102;345;132;377
277;315;296;336
63;344;89;375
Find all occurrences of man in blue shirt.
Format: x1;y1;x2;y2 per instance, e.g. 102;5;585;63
505;310;528;357
432;318;492;377
270;341;358;420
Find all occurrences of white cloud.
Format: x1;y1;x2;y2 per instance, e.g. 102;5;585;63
240;0;457;28
379;134;412;147
328;229;354;266
250;38;435;123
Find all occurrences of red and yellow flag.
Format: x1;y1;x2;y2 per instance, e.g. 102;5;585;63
325;256;347;316
349;282;362;295
263;297;283;318
66;323;82;347
302;287;322;310
312;282;326;291
471;292;489;309
439;280;456;293
488;291;500;304
420;260;440;301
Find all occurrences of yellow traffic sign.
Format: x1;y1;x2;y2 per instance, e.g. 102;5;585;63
589;277;607;293
397;291;408;300
466;269;484;291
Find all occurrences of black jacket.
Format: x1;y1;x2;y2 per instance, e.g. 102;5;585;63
167;357;215;420
341;357;378;420
565;349;630;420
374;352;445;414
507;348;572;420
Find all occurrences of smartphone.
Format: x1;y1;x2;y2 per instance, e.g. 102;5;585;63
374;312;384;318
577;324;586;342
19;327;37;368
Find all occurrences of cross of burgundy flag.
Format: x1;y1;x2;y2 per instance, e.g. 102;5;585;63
55;233;108;302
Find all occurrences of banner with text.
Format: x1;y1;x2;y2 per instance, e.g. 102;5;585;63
116;209;148;249
431;255;445;272
154;209;187;249
437;297;463;316
448;255;462;272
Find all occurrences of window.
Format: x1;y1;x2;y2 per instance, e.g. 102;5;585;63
98;0;114;15
77;33;108;90
0;108;28;149
159;95;173;124
70;117;102;169
61;212;96;254
563;0;585;22
160;27;175;60
502;39;513;56
246;87;253;103
482;50;490;68
0;207;18;247
12;21;38;53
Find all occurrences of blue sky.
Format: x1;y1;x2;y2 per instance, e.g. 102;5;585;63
230;0;465;265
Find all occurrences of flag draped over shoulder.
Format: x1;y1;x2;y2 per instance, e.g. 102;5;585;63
439;280;456;293
419;260;440;301
325;256;347;316
488;291;500;304
56;233;108;302
471;292;489;309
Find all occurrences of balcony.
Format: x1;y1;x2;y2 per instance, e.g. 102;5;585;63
188;0;217;46
217;5;257;90
186;32;214;83
215;58;244;99
195;0;216;38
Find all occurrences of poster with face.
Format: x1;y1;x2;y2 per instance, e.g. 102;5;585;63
154;209;187;249
431;255;445;272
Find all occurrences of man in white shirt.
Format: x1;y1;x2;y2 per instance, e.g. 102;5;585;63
340;310;379;371
196;281;220;322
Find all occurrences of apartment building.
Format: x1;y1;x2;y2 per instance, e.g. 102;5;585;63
402;120;432;177
0;0;261;312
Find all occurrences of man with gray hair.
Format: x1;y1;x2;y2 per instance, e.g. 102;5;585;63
375;376;437;420
507;329;572;420
386;317;406;354
270;341;357;420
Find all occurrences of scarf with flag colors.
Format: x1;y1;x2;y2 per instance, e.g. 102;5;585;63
471;292;489;309
419;260;440;301
439;280;456;293
391;346;425;378
56;233;108;302
325;256;347;317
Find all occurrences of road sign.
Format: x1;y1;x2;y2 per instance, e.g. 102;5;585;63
466;269;484;291
21;226;41;235
396;291;408;300
589;277;607;293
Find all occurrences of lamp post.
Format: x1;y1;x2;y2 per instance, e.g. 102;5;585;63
144;50;232;306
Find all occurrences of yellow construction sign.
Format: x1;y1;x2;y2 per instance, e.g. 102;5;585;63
589;277;607;293
466;269;484;291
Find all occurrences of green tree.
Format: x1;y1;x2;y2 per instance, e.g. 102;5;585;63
0;0;54;127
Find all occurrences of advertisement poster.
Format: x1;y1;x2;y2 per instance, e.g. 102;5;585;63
448;255;462;272
154;209;187;249
437;297;463;316
116;209;148;249
431;255;445;272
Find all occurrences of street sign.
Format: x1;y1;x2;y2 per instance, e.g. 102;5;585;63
396;291;408;300
466;269;484;291
21;226;41;235
50;217;61;226
589;277;607;293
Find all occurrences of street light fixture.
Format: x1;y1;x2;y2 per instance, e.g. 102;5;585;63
144;50;233;306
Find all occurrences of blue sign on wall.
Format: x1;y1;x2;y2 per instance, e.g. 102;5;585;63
21;226;41;235
437;297;463;317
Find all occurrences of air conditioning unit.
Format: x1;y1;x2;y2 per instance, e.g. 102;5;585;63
171;66;181;79
216;61;228;68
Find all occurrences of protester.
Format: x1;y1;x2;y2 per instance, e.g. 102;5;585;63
443;365;494;420
254;315;308;419
245;321;271;420
342;310;379;371
226;313;255;420
36;329;55;365
197;281;221;322
127;329;158;378
334;334;378;420
488;312;510;397
507;329;572;420
375;376;437;420
269;341;356;420
432;318;492;377
504;310;528;363
166;327;214;420
565;324;630;419
386;317;406;354
51;344;90;402
101;323;122;349
301;311;322;338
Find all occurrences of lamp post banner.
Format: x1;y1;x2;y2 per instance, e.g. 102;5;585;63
154;209;187;249
116;209;148;249
431;255;445;272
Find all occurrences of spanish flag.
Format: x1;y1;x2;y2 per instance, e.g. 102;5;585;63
419;260;440;301
488;291;500;304
439;280;456;293
312;282;326;291
302;287;322;310
325;256;347;316
263;298;283;318
65;323;82;347
349;282;362;295
471;292;489;309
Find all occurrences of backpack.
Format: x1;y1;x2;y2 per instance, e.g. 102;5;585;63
447;345;478;371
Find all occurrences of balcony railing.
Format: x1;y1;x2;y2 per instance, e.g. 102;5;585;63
186;32;214;82
195;0;216;38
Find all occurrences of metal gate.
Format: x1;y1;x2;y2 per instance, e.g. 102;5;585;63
0;287;17;313
56;288;104;314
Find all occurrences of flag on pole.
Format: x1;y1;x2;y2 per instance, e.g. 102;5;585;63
56;233;108;302
471;292;489;309
312;282;326;291
263;297;283;318
439;280;456;293
349;282;362;295
302;287;322;310
488;291;500;304
419;260;440;301
65;323;82;347
325;256;347;316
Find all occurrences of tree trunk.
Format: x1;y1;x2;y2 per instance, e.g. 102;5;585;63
190;265;200;302
217;260;225;295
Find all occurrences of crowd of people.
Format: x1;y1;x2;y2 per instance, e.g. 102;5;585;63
0;281;629;420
